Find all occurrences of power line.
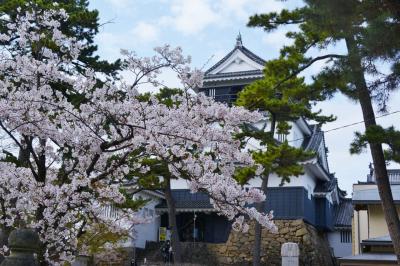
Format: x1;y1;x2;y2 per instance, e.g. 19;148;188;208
288;110;400;143
200;54;215;71
324;110;400;133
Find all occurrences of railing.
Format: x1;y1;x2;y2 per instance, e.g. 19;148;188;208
389;172;400;183
369;171;400;184
212;94;238;105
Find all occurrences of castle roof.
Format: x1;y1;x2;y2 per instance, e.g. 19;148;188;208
155;189;214;212
353;185;400;204
333;198;353;229
202;34;266;84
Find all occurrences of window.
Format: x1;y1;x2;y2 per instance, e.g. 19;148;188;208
142;208;154;218
149;209;154;218
103;204;118;218
307;185;312;200
142;207;149;218
340;231;352;243
278;134;287;142
209;88;215;98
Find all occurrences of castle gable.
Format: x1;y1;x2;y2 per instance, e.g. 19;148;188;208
208;49;264;75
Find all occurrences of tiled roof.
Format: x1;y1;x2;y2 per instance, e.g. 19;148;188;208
353;185;400;203
239;46;266;66
363;235;391;244
155;189;213;210
314;178;338;193
302;125;323;152
368;169;400;184
203;69;263;81
340;253;396;263
333;199;353;228
302;124;331;175
204;46;266;76
388;169;400;175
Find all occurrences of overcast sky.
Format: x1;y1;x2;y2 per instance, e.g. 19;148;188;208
89;0;400;195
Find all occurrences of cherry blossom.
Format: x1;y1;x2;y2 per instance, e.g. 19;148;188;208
0;7;276;264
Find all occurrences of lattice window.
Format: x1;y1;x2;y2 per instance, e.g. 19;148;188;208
278;134;287;142
340;231;352;243
209;88;216;97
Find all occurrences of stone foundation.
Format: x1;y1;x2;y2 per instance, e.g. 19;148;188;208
207;219;334;266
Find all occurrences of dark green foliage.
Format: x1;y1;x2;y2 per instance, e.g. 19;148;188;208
351;126;400;163
234;166;257;185
116;188;149;210
248;0;400;112
0;0;121;111
253;142;314;185
126;88;188;190
0;0;120;77
0;150;24;167
130;158;172;190
235;45;333;186
247;1;400;262
247;0;400;163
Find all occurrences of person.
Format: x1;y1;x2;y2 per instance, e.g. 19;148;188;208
168;244;173;264
160;240;171;263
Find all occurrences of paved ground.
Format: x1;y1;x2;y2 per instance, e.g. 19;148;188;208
137;263;206;266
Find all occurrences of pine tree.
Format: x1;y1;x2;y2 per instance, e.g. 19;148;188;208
248;0;400;262
235;57;334;266
0;0;120;78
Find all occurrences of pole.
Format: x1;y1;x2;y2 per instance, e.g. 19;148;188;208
193;211;197;246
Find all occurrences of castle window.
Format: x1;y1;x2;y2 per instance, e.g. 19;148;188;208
209;88;215;98
307;184;312;199
278;134;287;142
340;231;351;243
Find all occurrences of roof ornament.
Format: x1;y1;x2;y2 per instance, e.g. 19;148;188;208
367;162;374;182
236;32;243;48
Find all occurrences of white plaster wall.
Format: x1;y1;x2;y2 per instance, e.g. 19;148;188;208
210;50;264;74
172;166;317;191
220;59;257;73
130;193;162;249
245;121;305;151
287;121;305;148
244;167;317;192
327;231;352;258
171;178;189;189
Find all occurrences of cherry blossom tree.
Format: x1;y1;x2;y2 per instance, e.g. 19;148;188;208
0;7;276;265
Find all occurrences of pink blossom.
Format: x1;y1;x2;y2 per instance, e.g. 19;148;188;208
0;7;275;264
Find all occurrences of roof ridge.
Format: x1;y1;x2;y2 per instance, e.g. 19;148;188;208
204;45;266;75
239;46;266;65
204;47;236;75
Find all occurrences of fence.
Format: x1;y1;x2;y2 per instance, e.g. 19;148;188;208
0;229;300;266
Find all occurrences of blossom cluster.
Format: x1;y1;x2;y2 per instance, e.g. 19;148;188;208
0;8;276;264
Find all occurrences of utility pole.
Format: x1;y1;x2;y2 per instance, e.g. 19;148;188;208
193;211;197;246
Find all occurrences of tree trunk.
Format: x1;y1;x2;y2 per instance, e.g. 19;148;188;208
164;178;183;264
252;174;270;266
346;36;400;263
252;116;276;266
18;136;30;166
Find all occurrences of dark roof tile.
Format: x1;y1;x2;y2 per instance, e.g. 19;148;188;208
314;178;337;193
203;69;263;81
334;199;353;228
155;189;212;210
302;125;323;152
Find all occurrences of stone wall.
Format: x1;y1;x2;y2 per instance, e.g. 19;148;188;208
207;219;335;266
